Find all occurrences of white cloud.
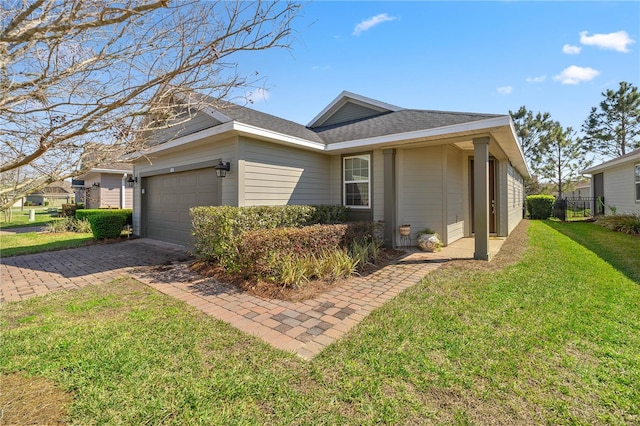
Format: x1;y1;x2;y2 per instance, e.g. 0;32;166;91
245;88;269;103
526;75;546;83
579;30;635;53
562;44;582;55
553;65;600;85
497;86;513;95
353;13;397;36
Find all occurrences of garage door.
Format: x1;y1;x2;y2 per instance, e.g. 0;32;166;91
143;168;218;247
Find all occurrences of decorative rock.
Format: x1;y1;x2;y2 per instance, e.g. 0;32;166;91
417;233;441;252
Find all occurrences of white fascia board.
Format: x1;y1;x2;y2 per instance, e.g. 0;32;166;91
307;91;403;127
325;116;512;151
88;168;131;174
132;122;236;157
200;105;232;123
582;150;640;174
232;122;326;151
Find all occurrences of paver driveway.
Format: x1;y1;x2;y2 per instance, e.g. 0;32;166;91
1;237;504;359
1;239;189;302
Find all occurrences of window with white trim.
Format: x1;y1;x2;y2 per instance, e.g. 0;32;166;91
343;154;370;208
635;164;640;202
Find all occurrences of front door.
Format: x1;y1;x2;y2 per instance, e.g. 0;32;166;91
470;159;496;234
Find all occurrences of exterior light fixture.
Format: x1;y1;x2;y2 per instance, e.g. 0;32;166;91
215;161;231;178
125;176;137;188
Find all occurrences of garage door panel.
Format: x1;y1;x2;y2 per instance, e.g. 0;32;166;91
144;168;218;246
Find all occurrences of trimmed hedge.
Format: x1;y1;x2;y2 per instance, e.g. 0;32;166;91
76;209;132;226
237;224;349;278
88;214;126;239
526;195;555;220
190;205;347;268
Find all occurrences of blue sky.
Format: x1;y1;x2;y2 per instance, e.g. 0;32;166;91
234;1;639;135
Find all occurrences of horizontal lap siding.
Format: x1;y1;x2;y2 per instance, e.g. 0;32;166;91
446;146;464;244
373;150;384;222
603;163;639;214
507;164;524;234
100;174;125;208
398;146;444;244
243;138;331;206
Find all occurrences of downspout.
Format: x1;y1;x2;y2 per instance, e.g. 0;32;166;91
121;173;127;209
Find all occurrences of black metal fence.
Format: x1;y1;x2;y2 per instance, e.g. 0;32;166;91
553;197;604;221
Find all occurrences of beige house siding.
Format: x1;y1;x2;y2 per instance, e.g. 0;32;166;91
328;155;342;205
241;137;332;206
506;163;524;234
132;136;237;234
446;146;465;244
601;162;640;214
372;150;384;222
100;174;126;208
397;145;444;245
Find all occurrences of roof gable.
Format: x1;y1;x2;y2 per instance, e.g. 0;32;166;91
583;148;640;174
307;91;402;128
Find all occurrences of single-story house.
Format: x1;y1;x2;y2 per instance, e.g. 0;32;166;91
583;148;640;215
73;162;133;209
557;180;591;199
131;91;530;259
25;181;74;207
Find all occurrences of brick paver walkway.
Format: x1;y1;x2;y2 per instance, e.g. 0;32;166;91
2;238;502;359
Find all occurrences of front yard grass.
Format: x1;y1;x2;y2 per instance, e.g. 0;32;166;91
1;220;639;424
1;232;94;257
1;207;61;229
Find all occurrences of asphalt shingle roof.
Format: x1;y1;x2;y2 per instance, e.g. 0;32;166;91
312;109;503;144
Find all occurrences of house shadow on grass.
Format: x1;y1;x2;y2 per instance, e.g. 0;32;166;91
542;220;640;284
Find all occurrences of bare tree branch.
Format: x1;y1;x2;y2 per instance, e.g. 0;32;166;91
1;0;300;211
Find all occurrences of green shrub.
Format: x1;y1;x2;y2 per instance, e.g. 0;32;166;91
61;204;78;217
596;214;640;235
526;195;555;220
237;224;349;277
190;205;346;268
45;217;92;233
88;214;126;239
76;209;132;226
44;201;50;207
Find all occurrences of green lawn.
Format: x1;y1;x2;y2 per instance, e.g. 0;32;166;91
1;207;61;229
1;221;639;424
1;232;94;257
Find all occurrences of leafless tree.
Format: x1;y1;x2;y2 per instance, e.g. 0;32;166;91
1;0;299;212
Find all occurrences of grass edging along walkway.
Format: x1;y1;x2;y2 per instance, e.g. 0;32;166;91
1;232;94;257
2;220;639;424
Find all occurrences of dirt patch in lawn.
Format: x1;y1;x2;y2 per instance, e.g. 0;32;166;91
191;248;405;302
0;373;72;425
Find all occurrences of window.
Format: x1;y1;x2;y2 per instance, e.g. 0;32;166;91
343;154;370;208
635;164;640;202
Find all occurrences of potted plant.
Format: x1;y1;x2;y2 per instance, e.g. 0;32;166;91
417;227;442;252
399;224;411;236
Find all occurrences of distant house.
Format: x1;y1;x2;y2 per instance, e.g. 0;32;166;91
559;180;591;199
25;182;74;207
583;148;640;215
74;162;133;209
129;91;529;259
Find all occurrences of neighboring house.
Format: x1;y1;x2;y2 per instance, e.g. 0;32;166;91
583;148;640;215
74;163;133;209
25;181;74;207
556;180;591;199
130;91;529;259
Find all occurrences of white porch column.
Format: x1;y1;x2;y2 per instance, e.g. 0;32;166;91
473;137;490;260
121;173;127;209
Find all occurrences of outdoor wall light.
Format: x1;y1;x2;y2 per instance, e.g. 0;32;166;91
215;161;231;178
125;176;138;188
